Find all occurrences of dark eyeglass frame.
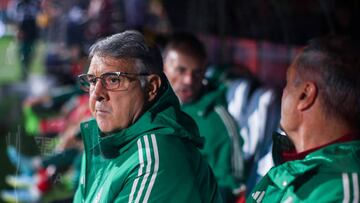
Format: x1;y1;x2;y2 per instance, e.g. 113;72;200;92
77;71;150;92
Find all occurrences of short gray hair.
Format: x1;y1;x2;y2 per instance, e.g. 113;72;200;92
89;30;164;75
294;36;360;131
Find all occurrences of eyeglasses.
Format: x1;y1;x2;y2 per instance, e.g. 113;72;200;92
78;71;150;92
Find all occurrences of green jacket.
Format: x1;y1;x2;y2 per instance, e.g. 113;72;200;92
74;81;222;203
182;85;244;193
247;140;360;203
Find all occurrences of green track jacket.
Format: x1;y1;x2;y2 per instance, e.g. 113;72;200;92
182;85;244;193
247;140;360;203
73;81;223;203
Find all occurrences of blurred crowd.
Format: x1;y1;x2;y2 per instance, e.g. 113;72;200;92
1;0;171;81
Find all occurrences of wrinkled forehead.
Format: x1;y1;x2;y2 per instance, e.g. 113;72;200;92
88;55;137;75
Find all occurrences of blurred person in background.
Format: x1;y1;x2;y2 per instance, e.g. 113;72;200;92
7;0;40;80
163;32;244;203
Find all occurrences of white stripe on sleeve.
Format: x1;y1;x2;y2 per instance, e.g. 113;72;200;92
352;173;359;203
343;173;350;203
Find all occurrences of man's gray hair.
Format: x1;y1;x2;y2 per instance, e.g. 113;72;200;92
89;30;164;75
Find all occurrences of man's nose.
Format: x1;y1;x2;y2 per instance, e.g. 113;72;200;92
91;80;109;101
183;72;194;85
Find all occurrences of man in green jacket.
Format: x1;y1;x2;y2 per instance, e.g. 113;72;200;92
163;33;244;202
74;30;222;203
248;36;360;202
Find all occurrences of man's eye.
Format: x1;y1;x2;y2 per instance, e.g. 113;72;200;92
88;77;97;85
175;67;187;74
107;76;121;84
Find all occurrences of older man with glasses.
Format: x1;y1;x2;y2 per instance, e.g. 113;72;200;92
74;30;222;203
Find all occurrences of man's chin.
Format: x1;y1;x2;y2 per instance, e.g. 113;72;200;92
97;125;110;133
177;92;195;104
179;96;194;104
96;120;113;134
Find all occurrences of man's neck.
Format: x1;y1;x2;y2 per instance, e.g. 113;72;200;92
293;117;352;153
282;133;358;162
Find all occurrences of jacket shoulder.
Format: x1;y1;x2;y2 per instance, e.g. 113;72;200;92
249;156;360;203
123;134;221;203
294;171;358;202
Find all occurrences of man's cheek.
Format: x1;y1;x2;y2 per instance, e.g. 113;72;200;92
89;101;96;116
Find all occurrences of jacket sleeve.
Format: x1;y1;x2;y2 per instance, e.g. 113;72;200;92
210;105;245;188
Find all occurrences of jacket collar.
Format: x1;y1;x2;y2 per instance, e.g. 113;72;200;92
269;140;360;189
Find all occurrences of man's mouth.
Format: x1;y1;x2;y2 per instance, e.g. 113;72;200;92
96;109;109;113
180;88;193;96
95;105;110;115
96;109;110;117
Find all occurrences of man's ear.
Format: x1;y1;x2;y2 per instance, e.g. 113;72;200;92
146;74;162;102
297;82;317;111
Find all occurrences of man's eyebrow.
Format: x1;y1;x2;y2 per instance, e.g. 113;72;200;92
175;65;187;69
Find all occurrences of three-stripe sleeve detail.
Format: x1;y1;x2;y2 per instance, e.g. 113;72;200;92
128;134;159;203
128;139;145;203
342;173;359;203
143;135;160;202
